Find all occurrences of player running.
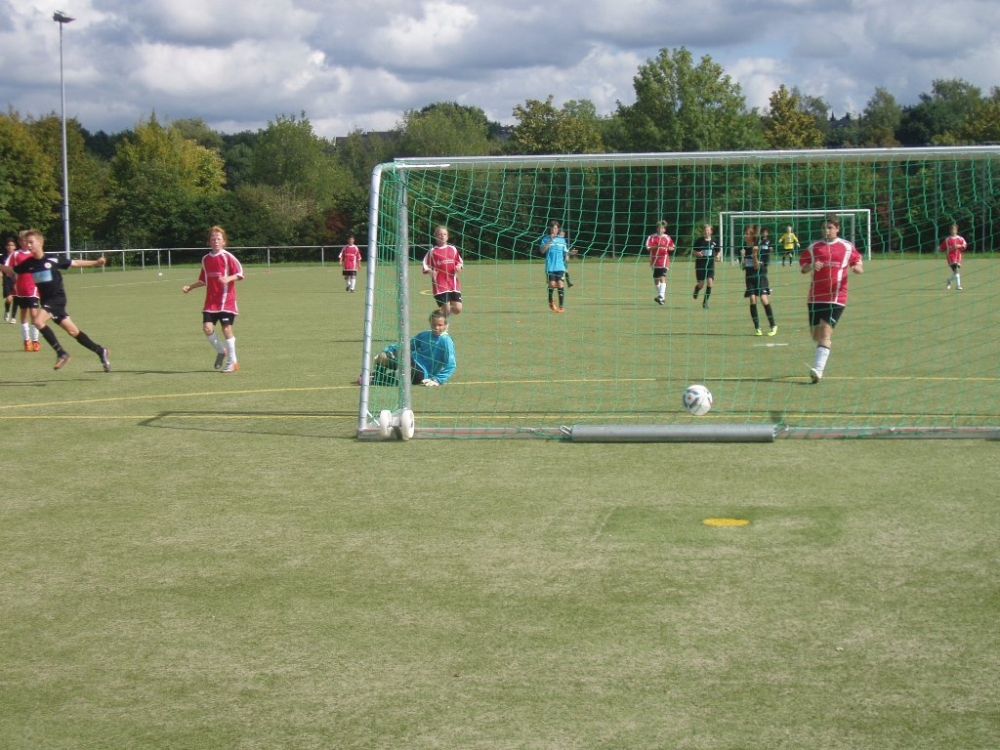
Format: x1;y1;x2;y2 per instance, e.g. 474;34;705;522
647;221;675;306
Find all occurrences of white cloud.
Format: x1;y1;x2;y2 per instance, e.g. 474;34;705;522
1;0;998;137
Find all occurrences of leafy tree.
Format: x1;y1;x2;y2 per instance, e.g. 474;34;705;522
335;128;398;186
29;115;112;247
953;86;1000;144
615;47;765;152
108;114;227;247
858;88;902;147
398;102;497;157
898;79;984;146
762;85;825;149
0;111;60;232
508;96;605;154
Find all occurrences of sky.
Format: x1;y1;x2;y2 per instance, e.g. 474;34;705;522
3;0;1000;139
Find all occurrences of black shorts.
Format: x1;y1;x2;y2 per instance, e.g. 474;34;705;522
42;296;70;323
695;258;715;282
14;295;39;309
652;267;669;279
949;263;961;271
808;302;845;328
203;311;238;326
343;270;357;277
546;272;566;284
433;291;462;305
2;276;13;296
744;270;772;297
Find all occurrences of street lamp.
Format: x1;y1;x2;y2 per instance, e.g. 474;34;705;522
53;10;75;258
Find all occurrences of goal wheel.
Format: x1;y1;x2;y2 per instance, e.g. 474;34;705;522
378;409;393;439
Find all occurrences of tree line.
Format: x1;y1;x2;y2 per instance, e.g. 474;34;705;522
2;47;998;251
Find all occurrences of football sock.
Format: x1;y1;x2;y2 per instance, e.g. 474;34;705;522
814;345;831;373
704;287;712;302
558;289;565;307
40;326;66;355
692;285;699;299
21;322;29;340
225;336;237;363
548;288;554;304
207;331;225;354
74;330;104;354
764;303;775;328
954;273;961;287
657;281;666;299
749;303;760;329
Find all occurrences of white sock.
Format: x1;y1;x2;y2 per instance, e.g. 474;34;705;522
21;322;29;340
814;345;831;373
657;282;666;299
31;325;39;342
207;331;225;354
955;273;961;287
225;336;237;363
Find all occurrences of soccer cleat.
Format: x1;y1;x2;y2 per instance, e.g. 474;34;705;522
693;289;699;299
214;352;226;370
754;328;762;336
946;282;951;289
957;286;963;290
222;362;240;373
100;348;111;372
809;367;822;384
24;340;31;352
549;301;558;312
655;296;664;305
567;280;574;288
768;326;778;337
54;353;71;370
32;341;41;352
702;302;708;310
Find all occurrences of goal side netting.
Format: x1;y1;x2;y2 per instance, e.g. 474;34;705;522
357;147;1000;440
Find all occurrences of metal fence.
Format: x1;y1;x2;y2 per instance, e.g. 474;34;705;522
70;246;369;270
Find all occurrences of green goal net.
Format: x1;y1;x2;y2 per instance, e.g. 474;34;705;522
358;147;1000;440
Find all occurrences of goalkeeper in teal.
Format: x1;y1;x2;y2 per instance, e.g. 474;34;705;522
371;310;456;386
539;220;569;312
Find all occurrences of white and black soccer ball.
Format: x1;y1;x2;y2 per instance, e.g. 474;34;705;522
682;384;713;416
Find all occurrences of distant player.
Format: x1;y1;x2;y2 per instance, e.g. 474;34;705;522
941;224;967;291
4;232;40;351
742;224;777;336
0;229;111;371
422;225;463;317
691;223;721;309
779;225;800;266
339;235;362;293
539;220;568;312
646;221;675;306
182;225;244;373
2;234;17;325
800;216;864;383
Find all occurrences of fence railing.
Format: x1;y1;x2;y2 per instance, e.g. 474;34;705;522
70;246;369;271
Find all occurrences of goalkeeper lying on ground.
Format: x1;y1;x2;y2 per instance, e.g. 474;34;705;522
368;310;457;387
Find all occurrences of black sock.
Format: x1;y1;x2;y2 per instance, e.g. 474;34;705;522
40;326;66;355
693;285;699;298
704;287;712;301
548;288;553;303
764;304;775;328
750;303;760;328
74;330;104;355
558;288;565;306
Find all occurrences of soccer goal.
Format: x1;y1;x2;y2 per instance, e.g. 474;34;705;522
720;209;872;264
358;147;1000;441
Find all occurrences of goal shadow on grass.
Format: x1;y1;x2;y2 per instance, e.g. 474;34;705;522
138;410;357;439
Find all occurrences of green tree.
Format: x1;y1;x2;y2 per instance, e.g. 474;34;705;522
858;87;902;147
762;85;825;149
335;128;398;186
398;102;497;157
508;96;605;154
953;86;1000;144
615;47;765;152
899;79;984;146
0;111;60;232
29;115;112;247
109;114;227;247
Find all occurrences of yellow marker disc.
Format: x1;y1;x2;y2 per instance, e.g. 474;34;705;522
703;517;750;527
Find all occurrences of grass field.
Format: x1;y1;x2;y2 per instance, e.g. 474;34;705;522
1;263;998;749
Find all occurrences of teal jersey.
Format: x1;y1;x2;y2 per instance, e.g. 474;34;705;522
385;330;457;384
539;234;568;274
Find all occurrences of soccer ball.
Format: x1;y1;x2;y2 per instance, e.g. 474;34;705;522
682;384;713;416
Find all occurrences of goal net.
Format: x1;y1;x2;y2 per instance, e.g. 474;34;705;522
720;209;872;264
357;147;1000;440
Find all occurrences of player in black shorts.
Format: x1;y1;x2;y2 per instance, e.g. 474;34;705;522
691;223;721;309
0;229;111;371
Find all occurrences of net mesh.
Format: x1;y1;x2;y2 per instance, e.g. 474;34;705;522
358;148;1000;439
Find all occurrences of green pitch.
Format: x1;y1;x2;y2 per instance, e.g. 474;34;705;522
1;264;998;749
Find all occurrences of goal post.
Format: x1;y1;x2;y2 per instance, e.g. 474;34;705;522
358;146;1000;441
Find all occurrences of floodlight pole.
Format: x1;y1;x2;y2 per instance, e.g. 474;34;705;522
54;11;75;258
